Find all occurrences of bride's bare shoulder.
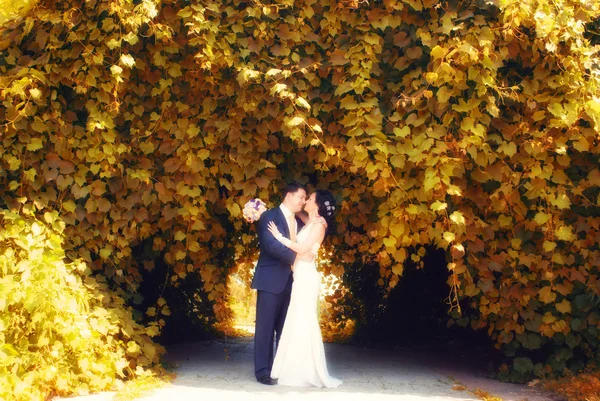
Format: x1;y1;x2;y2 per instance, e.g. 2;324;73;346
314;216;328;228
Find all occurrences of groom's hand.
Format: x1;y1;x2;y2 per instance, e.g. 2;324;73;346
296;251;315;262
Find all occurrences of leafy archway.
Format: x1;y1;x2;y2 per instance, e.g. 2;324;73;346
1;1;599;397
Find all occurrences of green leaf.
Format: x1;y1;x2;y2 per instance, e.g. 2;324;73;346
514;357;534;374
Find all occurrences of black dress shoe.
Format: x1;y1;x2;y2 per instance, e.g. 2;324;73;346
257;375;277;385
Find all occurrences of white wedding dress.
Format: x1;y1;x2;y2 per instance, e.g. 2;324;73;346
270;221;343;388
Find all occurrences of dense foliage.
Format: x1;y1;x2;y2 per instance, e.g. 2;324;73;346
0;209;163;401
0;0;599;391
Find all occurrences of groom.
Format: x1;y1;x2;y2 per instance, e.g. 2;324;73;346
251;182;310;385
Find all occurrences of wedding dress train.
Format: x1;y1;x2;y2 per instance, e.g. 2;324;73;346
270;221;342;388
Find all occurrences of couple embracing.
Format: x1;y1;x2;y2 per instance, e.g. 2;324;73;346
250;182;342;388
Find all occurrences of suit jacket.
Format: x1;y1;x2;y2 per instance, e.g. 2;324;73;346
251;207;304;294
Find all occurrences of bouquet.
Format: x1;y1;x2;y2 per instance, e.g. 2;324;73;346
242;198;267;223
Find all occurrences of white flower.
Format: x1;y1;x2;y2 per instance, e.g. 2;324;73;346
324;201;330;206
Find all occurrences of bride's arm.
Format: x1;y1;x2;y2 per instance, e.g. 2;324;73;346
296;211;309;225
268;222;325;254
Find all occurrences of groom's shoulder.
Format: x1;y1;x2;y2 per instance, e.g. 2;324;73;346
263;207;279;219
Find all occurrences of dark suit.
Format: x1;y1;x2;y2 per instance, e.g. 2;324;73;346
251;207;303;379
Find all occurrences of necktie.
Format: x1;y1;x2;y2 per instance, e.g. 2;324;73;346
288;215;296;242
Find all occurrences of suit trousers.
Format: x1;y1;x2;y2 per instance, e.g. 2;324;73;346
254;274;293;379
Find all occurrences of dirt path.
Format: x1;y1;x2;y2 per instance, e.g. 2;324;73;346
57;338;559;401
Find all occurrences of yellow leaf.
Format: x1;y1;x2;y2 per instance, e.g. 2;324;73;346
168;64;182;77
443;231;455;242
503;142;517;157
555;225;575;241
532;110;545;121
62;200;76;213
99;247;112;259
534;212;550;225
110;65;123;75
392;264;403;275
295;97;311;110
498;214;512;227
31;120;46;133
393;126;410;137
542;312;557;324
395;248;407;262
430;46;446;60
464;283;480;296
424;175;440;192
543;241;557;252
450;211;465;225
430;201;447;211
383;237;396;248
228;203;241;217
287;116;305;127
555;299;571;314
551;194;571;209
29;88;42;99
266;68;282;77
127;341;141;355
120;54;136;68
538;286;556;304
37;336;49;347
27;137;44;151
140;141;155;154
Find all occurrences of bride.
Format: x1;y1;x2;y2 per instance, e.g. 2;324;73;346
266;189;342;388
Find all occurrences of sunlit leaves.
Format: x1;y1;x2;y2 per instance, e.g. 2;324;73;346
0;211;163;401
287;116;305;127
449;211;466;225
0;0;598;385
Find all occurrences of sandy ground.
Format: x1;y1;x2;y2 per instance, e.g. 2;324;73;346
54;337;560;401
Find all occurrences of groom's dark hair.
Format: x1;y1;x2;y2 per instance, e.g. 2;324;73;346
282;182;307;199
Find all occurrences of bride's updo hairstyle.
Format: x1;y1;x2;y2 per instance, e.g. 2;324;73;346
314;190;336;236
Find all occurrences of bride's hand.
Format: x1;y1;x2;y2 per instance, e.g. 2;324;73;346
267;222;282;238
